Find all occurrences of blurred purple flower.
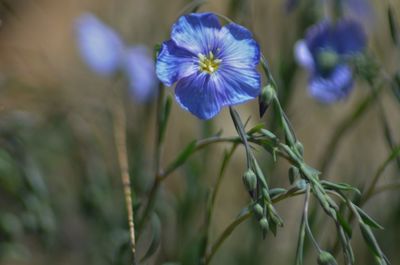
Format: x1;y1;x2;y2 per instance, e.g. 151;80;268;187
75;13;124;76
156;13;261;120
295;19;366;103
75;13;158;102
123;47;158;102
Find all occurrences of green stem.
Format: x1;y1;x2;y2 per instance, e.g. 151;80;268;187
362;145;400;204
303;186;321;254
370;182;400;198
202;144;238;262
204;211;252;265
205;191;306;265
137;84;165;236
319;90;379;176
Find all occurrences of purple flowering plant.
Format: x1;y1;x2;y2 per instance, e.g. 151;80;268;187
156;12;261;119
295;19;367;103
75;13;158;102
122;11;391;265
68;4;397;265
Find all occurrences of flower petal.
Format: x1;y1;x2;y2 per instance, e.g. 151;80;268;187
171;12;221;54
75;13;123;75
217;23;260;67
335;19;367;55
294;40;315;71
305;21;335;55
123;46;158;102
175;67;260;120
309;65;354;103
217;67;261;105
174;73;221;120
156;40;198;86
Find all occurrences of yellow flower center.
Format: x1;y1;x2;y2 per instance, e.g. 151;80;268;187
198;51;222;74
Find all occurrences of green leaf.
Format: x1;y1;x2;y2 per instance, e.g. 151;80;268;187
388;6;399;46
164;140;197;175
321;181;361;195
355;206;384;230
247;123;265;135
392;72;400;104
158;95;173;145
336;211;352;238
269;188;287;198
359;223;382;258
295;217;306;265
141;213;161;262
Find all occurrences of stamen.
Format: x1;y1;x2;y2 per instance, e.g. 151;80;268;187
198;51;222;74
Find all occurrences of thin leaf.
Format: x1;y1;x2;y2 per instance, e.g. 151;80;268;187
158;95;172;145
141;213;161;262
360;223;382;258
163;140;197;176
336;211;352;238
355;205;384;230
388;6;399;46
321;181;361;195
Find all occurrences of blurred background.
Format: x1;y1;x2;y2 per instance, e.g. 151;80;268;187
0;0;399;264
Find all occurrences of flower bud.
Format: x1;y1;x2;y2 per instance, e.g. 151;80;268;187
242;169;257;194
294;141;304;157
288;166;299;184
259;217;269;231
317;251;338;265
253;204;264;218
259;84;276;117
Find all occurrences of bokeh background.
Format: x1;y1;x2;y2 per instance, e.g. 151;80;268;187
0;0;399;265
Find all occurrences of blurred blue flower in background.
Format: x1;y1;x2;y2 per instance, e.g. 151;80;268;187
295;19;366;103
75;13;123;76
156;13;261;120
123;47;158;102
75;13;158;102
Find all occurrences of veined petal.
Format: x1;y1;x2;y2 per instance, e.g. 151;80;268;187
309;65;354;103
335;19;367;55
175;73;221;120
156;40;198;86
75;13;123;75
175;67;260;120
123;46;158;102
171;12;221;54
216;67;261;106
294;40;315;71
217;23;260;67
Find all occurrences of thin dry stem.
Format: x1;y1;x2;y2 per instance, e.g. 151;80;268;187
113;99;136;264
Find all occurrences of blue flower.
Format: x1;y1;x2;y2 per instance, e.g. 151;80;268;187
295;19;366;103
75;13;124;76
75;13;158;102
156;13;261;120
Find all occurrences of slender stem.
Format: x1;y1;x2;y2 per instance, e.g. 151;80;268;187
137;85;165;235
331;145;400;257
319;90;378;175
202;144;238;262
159;135;291;181
204;211;252;265
370;182;400;198
204;190;306;265
362;145;400;204
112;94;136;264
304;186;321;254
